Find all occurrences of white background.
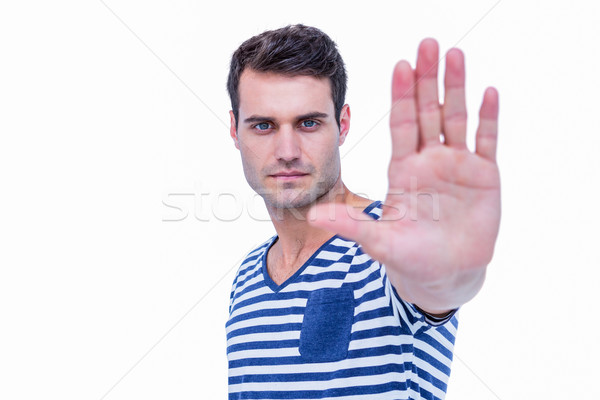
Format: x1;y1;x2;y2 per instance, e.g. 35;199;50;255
1;1;599;399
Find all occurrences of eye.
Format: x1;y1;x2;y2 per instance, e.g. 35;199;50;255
301;120;319;129
254;122;272;131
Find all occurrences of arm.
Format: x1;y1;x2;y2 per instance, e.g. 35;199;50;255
310;39;501;315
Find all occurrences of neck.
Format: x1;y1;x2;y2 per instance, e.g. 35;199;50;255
264;180;372;284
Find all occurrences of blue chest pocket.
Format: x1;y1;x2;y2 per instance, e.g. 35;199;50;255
299;286;355;362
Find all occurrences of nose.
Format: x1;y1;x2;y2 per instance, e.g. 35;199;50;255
274;125;301;163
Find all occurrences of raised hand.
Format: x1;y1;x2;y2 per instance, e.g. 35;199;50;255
310;38;501;313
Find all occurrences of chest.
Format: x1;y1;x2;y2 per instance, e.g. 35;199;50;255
226;257;406;363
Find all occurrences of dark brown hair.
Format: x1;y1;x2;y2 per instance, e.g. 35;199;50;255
227;24;347;128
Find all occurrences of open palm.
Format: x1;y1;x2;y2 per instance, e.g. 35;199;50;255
311;39;501;312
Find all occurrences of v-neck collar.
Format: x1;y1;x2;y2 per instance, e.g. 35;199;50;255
261;200;381;293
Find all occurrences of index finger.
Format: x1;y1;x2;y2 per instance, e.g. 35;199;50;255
390;60;418;161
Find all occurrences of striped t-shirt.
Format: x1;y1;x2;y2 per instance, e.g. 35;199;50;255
226;201;458;400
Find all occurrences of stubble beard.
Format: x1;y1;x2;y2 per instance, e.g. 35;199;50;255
268;174;338;211
246;161;341;216
241;141;342;219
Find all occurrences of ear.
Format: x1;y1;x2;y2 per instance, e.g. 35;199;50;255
229;110;240;150
338;104;351;146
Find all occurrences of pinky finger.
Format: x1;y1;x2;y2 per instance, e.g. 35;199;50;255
475;87;499;161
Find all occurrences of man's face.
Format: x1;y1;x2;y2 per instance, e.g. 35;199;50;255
230;69;350;210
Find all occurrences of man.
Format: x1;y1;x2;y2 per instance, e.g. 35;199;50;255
225;24;500;400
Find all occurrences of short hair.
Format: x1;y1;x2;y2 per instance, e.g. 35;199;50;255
227;24;347;128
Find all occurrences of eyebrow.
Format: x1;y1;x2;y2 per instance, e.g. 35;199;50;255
243;112;329;124
296;112;329;121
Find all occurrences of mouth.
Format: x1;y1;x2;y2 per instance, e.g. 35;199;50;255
269;171;309;181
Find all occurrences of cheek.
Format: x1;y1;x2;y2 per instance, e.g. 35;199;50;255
325;147;341;176
241;149;260;173
239;139;274;184
308;137;341;173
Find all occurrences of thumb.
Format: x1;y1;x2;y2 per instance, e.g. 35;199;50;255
308;202;379;246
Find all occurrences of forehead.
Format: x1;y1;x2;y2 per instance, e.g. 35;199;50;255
238;69;334;118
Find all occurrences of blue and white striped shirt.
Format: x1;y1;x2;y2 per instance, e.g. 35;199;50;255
226;201;458;400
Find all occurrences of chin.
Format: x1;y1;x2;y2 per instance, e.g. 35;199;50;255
268;191;319;210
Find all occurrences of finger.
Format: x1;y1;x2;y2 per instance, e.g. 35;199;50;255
415;38;442;148
442;48;468;149
475;87;499;161
390;60;418;161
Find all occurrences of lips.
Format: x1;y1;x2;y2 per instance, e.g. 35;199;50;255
269;171;309;180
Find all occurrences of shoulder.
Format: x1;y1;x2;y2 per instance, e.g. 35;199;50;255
240;236;275;269
362;200;383;219
230;236;275;291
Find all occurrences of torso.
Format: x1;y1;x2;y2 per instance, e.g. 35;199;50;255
226;201;459;400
